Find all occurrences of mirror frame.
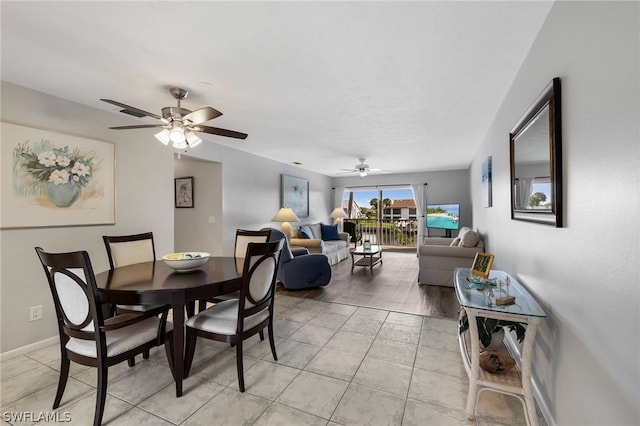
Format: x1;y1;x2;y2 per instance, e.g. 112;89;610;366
509;77;562;227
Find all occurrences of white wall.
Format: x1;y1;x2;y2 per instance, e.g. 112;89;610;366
174;157;223;255
0;82;334;353
470;2;639;425
0;82;175;352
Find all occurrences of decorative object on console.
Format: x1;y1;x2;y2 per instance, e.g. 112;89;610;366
281;174;309;218
101;87;247;153
510;77;562;227
272;207;300;239
471;252;494;278
482;156;492;208
2;122;115;228
175;176;194;208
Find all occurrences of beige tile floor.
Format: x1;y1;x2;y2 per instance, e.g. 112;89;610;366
0;295;545;425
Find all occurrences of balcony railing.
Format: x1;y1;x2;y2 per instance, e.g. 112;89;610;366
345;218;418;250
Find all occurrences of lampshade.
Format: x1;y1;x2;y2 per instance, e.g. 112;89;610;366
329;207;348;219
272;207;300;239
170;126;185;144
272;207;300;223
155;129;171;145
185;130;202;147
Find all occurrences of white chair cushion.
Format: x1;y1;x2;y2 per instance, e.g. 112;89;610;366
66;317;172;358
186;299;269;335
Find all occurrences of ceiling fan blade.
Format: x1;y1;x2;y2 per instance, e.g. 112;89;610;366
100;99;161;120
108;124;166;130
194;125;248;140
183;107;223;125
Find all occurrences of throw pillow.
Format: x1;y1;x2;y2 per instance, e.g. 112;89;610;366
320;223;340;241
450;237;461;247
460;230;479;247
299;225;313;239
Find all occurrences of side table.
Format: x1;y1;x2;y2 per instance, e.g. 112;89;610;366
350;245;383;273
453;267;546;426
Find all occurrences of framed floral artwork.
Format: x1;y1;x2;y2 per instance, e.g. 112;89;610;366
175;176;194;208
1;121;115;228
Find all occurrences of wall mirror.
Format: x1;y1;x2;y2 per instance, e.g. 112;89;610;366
510;77;562;227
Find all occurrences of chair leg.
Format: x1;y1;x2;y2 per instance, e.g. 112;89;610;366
183;328;198;378
94;363;108;426
236;340;245;392
143;349;150;359
259;330;264;341
53;351;70;409
267;324;278;361
127;356;135;367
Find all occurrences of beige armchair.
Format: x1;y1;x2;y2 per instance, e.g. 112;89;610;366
418;227;485;287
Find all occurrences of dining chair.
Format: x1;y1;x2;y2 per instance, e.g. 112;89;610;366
103;232;167;313
184;239;284;392
35;247;175;426
198;229;272;312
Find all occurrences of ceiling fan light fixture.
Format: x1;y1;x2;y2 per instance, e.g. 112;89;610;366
154;129;171;145
185;130;202;148
359;170;367;177
169;126;185;144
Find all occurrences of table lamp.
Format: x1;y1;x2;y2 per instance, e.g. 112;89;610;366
272;207;300;239
329;207;348;226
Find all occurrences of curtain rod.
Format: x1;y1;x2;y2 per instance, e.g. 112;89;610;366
333;184;410;190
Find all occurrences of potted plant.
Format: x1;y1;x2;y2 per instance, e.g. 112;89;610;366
459;310;526;349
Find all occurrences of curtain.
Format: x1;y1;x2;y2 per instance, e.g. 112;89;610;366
410;183;426;254
515;178;533;210
333;186;346;231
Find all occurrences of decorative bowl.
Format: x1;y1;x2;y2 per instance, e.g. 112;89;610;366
162;252;210;272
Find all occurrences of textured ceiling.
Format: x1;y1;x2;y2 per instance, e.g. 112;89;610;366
1;1;553;177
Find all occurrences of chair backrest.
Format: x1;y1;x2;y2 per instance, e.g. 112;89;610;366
103;232;155;270
234;229;271;259
237;239;284;331
35;247;105;346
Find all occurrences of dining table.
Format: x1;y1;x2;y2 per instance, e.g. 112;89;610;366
94;256;243;397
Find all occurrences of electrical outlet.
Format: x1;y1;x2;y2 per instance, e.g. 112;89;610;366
29;305;43;321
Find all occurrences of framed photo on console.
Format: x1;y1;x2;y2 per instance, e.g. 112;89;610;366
471;252;494;278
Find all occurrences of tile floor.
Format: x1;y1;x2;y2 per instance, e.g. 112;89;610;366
1;295;545;425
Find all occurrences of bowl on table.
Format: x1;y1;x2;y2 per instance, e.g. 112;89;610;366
162;252;210;272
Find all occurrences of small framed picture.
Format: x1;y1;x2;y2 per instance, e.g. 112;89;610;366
471;252;494;278
175;177;194;208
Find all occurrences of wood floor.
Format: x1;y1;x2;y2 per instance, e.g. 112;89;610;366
276;250;460;319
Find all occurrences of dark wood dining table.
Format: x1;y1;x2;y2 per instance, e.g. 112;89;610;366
94;256;242;397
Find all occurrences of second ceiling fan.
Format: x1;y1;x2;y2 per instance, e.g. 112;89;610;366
101;87;247;150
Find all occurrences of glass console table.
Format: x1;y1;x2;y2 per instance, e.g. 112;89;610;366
454;267;546;426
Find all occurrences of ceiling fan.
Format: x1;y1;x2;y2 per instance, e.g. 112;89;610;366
340;158;384;177
101;87;247;150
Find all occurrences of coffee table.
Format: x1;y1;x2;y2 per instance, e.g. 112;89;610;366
350;245;382;272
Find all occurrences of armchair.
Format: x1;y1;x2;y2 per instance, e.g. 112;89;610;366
418;227;485;287
262;228;331;290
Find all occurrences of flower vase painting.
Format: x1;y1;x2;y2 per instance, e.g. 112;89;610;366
1;122;115;228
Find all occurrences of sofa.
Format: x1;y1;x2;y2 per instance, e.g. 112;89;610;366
262;228;332;290
418;226;485;287
289;223;351;266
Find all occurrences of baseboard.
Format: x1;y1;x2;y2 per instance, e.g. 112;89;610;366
0;336;59;362
504;333;556;426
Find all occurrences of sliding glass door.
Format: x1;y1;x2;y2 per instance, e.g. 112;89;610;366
342;187;417;249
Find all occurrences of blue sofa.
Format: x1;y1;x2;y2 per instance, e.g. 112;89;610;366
262;228;332;290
